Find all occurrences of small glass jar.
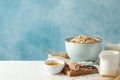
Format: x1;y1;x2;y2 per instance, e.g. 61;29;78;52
99;50;120;78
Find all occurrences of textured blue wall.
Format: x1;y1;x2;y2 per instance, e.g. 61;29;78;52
0;0;120;60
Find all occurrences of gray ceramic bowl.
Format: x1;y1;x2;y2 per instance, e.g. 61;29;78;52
65;37;102;62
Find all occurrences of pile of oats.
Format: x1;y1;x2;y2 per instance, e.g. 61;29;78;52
70;35;101;44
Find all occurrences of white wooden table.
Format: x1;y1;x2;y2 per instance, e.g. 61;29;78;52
0;61;112;80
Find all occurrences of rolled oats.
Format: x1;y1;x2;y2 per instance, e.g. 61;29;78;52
70;35;101;44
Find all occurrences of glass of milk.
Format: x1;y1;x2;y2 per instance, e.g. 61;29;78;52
99;50;120;78
105;44;120;52
105;43;120;65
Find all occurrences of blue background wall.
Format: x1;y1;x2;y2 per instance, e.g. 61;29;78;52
0;0;120;60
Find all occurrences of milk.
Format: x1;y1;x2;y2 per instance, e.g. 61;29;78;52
105;44;120;52
105;44;120;65
99;50;120;77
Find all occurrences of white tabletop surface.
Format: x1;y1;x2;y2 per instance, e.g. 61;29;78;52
0;61;113;80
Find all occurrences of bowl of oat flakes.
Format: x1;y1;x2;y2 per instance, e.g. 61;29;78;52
65;35;102;62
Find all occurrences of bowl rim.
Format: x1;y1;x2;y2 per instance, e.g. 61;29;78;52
44;60;65;67
65;36;102;44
